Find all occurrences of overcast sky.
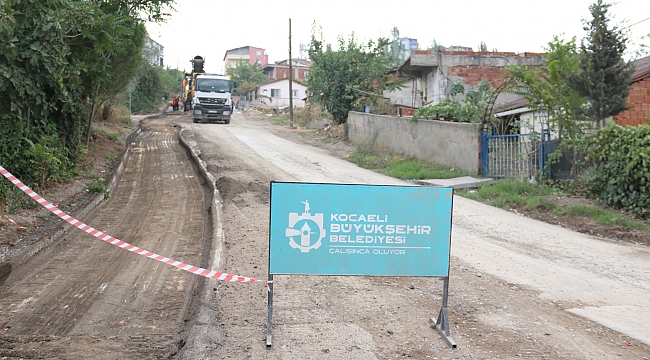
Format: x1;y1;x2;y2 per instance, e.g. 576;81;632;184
146;0;650;73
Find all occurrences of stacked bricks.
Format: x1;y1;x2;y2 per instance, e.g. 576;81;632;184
273;67;309;82
614;77;650;127
447;66;509;86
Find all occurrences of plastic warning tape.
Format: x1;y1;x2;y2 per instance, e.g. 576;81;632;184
0;165;267;285
4;214;26;229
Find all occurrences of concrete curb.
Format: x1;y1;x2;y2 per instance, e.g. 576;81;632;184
177;125;225;281
416;176;495;189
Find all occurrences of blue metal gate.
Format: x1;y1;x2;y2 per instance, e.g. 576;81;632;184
480;129;551;179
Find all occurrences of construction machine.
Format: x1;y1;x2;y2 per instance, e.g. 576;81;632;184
181;56;234;124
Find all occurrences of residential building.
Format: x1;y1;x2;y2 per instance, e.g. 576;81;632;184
613;55;650;126
143;36;164;66
493;55;650;133
223;46;268;70
394;38;418;66
260;59;311;82
446;45;472;52
493;98;557;137
255;79;308;108
392;50;543;108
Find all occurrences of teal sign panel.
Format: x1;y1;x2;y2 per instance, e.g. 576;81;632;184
268;182;453;277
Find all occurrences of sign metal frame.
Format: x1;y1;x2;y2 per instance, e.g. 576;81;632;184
266;181;456;348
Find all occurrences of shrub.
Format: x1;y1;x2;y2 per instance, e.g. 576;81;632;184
584;124;650;217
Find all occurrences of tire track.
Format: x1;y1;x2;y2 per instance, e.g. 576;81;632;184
0;122;209;358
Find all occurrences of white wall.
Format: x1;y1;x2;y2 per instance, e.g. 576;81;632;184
258;80;307;107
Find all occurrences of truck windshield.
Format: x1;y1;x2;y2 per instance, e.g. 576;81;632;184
196;79;230;93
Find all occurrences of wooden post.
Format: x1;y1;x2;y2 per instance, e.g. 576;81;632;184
289;18;294;128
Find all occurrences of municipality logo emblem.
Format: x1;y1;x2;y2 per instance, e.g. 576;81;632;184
285;200;326;253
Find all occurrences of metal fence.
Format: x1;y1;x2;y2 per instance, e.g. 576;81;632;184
480;131;551;180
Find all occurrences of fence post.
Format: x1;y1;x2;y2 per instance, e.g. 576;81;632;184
479;130;488;176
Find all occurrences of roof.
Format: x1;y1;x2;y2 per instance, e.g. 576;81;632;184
397;50;543;77
261;59;312;70
631;55;650;83
223;46;265;60
493;98;531;114
257;78;307;87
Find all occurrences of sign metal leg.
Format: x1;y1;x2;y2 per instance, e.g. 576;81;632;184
430;276;456;348
266;273;274;347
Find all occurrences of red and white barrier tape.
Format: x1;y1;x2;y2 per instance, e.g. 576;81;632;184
4;214;26;229
0;165;268;287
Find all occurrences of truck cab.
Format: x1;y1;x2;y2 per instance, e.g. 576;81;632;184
192;74;234;124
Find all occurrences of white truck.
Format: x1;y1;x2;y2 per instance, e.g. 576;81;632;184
191;73;234;124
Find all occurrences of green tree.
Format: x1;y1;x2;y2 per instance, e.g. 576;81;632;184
387;27;403;66
478;41;488;52
635;33;650;58
429;38;445;51
131;61;164;114
0;0;171;204
307;26;401;123
158;67;185;99
505;36;588;141
412;80;493;123
566;0;635;127
226;62;268;97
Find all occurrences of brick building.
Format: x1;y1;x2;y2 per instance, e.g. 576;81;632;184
392;50;543;108
260;59;311;82
223;46;268;70
613;56;650;126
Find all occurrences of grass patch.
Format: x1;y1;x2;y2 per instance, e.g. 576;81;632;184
346;151;466;180
458;178;649;231
270;114;289;126
556;205;648;230
106;132;120;143
459;179;557;210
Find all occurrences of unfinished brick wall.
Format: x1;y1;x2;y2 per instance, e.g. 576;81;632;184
447;66;509;86
614;78;650;126
271;67;308;81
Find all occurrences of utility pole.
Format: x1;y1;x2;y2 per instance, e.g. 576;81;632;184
289;18;294;128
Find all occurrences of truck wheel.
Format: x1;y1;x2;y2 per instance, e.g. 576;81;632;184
224;119;231;124
192;118;198;123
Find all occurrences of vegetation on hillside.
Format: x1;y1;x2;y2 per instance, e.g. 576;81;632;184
0;0;174;208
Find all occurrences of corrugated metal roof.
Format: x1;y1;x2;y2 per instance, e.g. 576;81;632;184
494;98;531;113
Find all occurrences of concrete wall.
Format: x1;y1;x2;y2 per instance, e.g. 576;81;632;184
257;80;308;107
347;112;480;174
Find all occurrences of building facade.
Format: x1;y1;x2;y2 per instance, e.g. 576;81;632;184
256;79;308;108
260;59;311;82
613;56;650;126
223;46;269;70
392;50;543;108
143;36;164;66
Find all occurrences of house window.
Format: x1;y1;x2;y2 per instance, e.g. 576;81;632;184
255;50;262;55
271;89;281;98
292;90;298;98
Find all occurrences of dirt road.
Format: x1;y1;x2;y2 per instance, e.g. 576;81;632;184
1;111;648;359
0;119;211;358
178;111;650;359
